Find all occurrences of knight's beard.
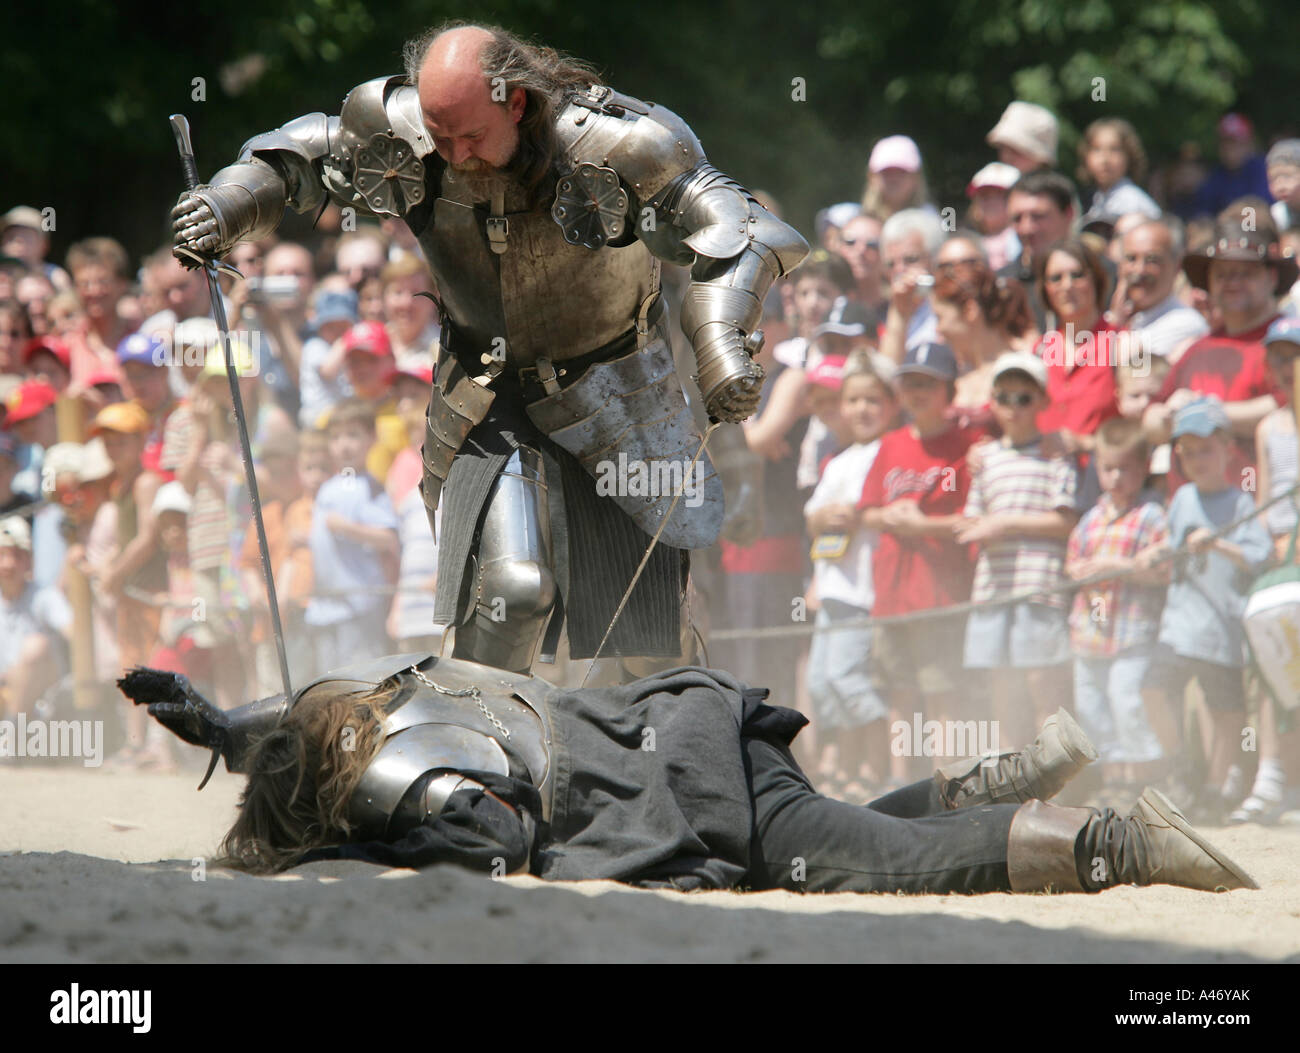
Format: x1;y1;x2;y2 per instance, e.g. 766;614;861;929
446;157;520;203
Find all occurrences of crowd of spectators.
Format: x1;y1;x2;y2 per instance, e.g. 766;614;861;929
1;100;1299;827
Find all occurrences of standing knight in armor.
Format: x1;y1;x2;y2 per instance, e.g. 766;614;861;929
171;22;807;676
121;657;1259;895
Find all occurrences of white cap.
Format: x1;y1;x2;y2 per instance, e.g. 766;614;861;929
152;480;193;517
869;135;922;173
77;437;115;483
42;442;87;481
967;162;1021;196
987;102;1059;166
991;351;1049;392
0;516;32;552
174;316;219;352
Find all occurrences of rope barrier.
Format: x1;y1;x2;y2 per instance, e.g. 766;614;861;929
116;482;1300;641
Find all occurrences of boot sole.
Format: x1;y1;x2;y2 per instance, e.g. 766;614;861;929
1139;787;1261;891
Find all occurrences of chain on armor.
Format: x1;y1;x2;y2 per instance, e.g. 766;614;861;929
407;664;511;740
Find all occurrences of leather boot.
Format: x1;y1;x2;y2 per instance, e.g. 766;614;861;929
1086;787;1260;892
936;707;1097;809
1007;790;1260;893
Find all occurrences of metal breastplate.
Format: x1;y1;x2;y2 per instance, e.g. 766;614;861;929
346;655;556;839
416;174;653;366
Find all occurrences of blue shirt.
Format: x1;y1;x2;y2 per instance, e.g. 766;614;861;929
1159;483;1272;666
1193;155;1272;219
304;471;398;626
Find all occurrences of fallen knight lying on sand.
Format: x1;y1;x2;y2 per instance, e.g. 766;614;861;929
119;653;1258;894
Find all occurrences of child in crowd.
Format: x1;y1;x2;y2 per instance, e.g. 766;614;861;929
0;516;67;720
1115;353;1173;494
957;353;1081;748
804;352;898;792
1077;118;1161;227
139;480;210;771
1234;318;1300;822
965;162;1020;271
859;342;981;780
771;249;856;372
23;336;72;395
1067;417;1171;788
279;429;330;683
160;338;282;709
299;287;357;429
386;359;434;508
1140;398;1273;820
389;490;441;654
304;399;399;676
238;430;303;697
1266;139;1300;231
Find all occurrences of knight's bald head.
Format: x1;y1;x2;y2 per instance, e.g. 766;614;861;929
416;25;493;106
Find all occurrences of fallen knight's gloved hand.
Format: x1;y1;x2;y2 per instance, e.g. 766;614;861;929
118;667;231;753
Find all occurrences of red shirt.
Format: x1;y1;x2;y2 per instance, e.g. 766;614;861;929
1156;316;1283;493
1035;320;1120;440
858;422;980;616
141;401;177;483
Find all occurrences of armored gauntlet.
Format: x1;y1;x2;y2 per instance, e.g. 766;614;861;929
171;159;289;266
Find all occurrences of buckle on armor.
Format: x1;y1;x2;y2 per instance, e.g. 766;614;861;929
486;216;509;254
520;357;562;396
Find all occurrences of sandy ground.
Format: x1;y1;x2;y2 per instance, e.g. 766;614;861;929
2;764;1299;963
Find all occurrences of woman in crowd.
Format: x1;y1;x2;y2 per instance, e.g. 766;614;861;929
932;257;1036;432
1034;238;1121;458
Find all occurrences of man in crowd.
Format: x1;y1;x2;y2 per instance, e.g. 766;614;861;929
834;212;887;330
1193;114;1273;220
1143;201;1294;493
1109;218;1208;362
64;237;134;389
879;208;943;362
999;170;1078;328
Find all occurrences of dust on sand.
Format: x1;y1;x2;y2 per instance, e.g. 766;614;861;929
2;766;1297;963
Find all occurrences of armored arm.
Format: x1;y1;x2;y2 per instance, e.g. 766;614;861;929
118;667;288;779
607;101;806;421
171;112;338;262
647;164;808;422
173;75;431;263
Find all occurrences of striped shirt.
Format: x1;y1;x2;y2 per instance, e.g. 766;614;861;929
1067;494;1170;657
964;439;1079;608
160;403;231;572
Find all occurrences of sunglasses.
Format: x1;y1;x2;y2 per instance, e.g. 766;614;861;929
841;237;880;250
993;391;1036;408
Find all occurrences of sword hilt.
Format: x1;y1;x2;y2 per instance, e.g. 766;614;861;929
170;114;202;192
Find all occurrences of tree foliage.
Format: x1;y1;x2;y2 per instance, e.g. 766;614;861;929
4;0;1295;259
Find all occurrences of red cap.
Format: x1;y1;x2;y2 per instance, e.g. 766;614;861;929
5;379;59;425
22;336;72;370
1218;113;1254;142
395;362;434;385
806;354;848;392
342;321;393;358
82;370;124;390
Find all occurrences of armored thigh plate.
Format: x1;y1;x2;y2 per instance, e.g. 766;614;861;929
422;346;496;526
524;321;724;549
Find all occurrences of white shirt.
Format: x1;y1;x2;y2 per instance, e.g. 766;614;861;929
1129;293;1209;361
803;441;881;609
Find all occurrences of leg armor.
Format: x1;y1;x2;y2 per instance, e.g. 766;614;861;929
451;448;557;675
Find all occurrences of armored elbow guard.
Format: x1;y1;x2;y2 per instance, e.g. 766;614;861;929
659;164;809;422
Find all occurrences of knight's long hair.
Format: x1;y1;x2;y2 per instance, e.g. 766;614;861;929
216;684;395;874
403;20;604;203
